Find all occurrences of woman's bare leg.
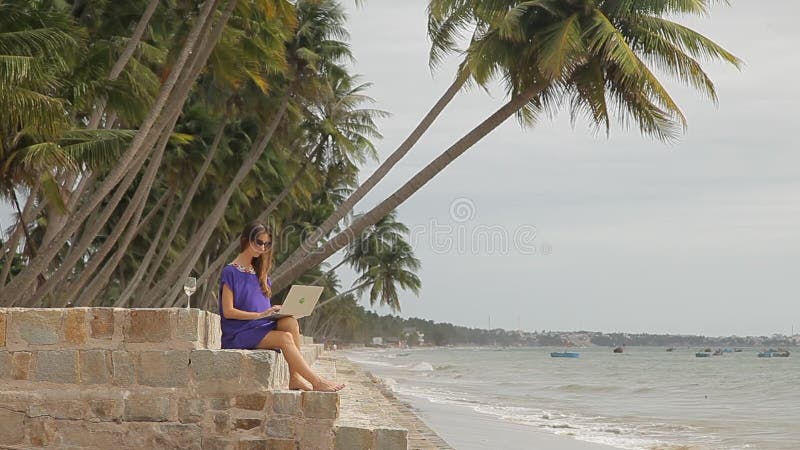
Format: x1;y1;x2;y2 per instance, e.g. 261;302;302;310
276;317;311;390
257;330;344;392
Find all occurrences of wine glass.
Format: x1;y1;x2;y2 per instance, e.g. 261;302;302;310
184;277;197;309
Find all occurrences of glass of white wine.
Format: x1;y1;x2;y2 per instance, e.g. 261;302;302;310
184;277;197;309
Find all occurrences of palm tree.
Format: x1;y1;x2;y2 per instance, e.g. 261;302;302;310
271;0;741;291
2;0;236;303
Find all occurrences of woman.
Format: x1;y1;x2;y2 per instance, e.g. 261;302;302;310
219;221;344;392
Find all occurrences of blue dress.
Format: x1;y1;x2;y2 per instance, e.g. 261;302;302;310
219;264;278;349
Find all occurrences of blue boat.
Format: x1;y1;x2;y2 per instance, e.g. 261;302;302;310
551;352;579;358
758;349;790;358
695;352;711;357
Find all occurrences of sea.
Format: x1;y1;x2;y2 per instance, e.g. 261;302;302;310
342;346;800;450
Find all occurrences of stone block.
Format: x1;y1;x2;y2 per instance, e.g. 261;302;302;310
235;393;268;411
153;423;203;449
272;391;301;416
374;427;407;450
190;349;242;385
64;308;88;345
9;309;62;346
297;419;334;450
334;426;373;450
12;351;32;380
0;351;10;379
214;412;231;434
124;393;170;421
0;390;35;411
202;437;236;450
206;314;222;349
176;308;204;342
34;350;78;383
27;417;56;447
88;398;121;421
238;438;269;450
244;350;279;388
90;308;115;339
56;421;124;448
125;309;171;343
80;350;111;384
207;396;231;410
265;439;296;450
302;391;339;419
0;311;6;347
29;399;85;420
236;418;263;430
0;409;25;445
137;350;189;387
111;350;135;385
266;416;295;439
178;397;205;423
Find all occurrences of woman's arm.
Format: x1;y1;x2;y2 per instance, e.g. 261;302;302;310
220;284;280;320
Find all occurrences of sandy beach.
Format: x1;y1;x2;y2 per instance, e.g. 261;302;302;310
329;352;620;450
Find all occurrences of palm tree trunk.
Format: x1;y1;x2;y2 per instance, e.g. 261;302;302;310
144;121;225;287
20;110;180;307
0;185;40;290
0;0;225;303
188;154;313;295
115;188;177;307
278;71;468;274
144;97;288;304
310;258;348;286
79;186;176;306
272;83;545;292
316;282;370;309
88;0;161;128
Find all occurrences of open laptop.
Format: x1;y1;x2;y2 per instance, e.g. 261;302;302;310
266;285;324;319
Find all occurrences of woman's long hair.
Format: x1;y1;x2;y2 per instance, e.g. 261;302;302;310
240;222;273;298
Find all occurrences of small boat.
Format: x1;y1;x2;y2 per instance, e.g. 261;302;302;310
712;349;723;356
759;349;790;358
733;348;743;352
695;352;711;357
550;352;579;358
702;348;712;353
666;347;675;352
613;346;624;354
722;348;733;353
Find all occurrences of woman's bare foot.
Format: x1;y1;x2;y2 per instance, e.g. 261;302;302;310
311;377;345;392
289;373;313;391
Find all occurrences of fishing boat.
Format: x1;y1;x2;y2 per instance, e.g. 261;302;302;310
613;346;624;353
758;349;790;358
712;349;723;356
666;347;675;352
695;352;711;357
550;352;579;358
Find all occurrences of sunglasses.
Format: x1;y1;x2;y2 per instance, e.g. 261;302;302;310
254;238;272;249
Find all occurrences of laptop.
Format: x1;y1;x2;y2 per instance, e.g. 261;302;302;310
266;285;324;319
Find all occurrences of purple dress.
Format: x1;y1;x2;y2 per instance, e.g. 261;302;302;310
219;264;278;349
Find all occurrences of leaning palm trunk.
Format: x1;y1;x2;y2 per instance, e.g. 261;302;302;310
41;0;162;249
0;0;226;302
315;282;369;309
272;83;544;292
0;184;41;290
189;156;314;295
79;186;176;306
144;97;289;305
61;127;174;308
88;0;161;128
22;109;180;307
142;121;226;290
278;71;468;273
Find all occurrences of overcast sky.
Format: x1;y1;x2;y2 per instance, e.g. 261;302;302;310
333;0;800;337
3;1;798;337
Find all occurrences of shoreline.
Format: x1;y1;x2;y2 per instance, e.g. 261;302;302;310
333;352;620;450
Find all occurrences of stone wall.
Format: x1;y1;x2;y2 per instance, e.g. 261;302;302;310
0;308;343;449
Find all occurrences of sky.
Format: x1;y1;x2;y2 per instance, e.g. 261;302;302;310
330;0;800;337
3;1;799;337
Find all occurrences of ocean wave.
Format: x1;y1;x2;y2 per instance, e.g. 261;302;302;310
409;362;434;372
558;383;623;394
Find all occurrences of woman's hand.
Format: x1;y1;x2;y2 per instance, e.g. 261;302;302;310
258;305;281;318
